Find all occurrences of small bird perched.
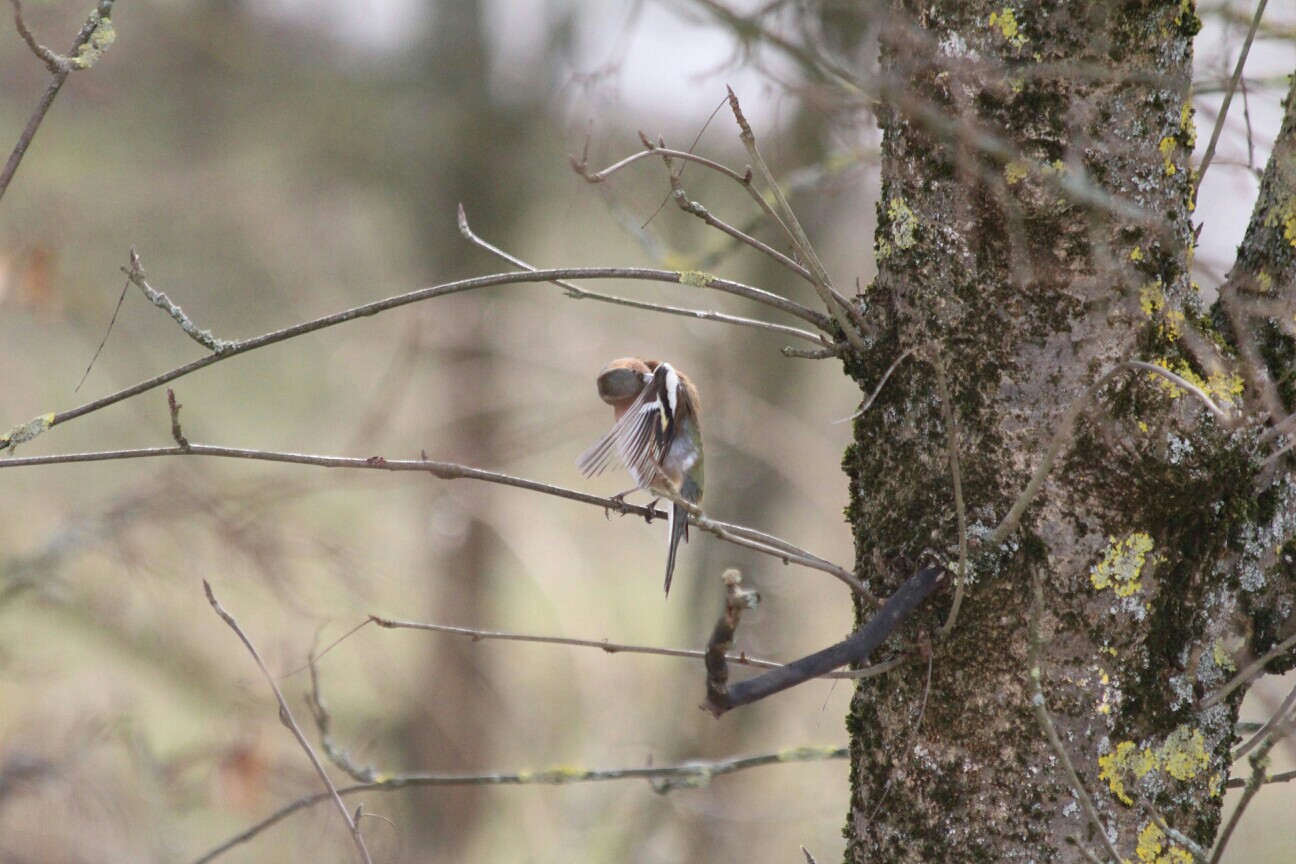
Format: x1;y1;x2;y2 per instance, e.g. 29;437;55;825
577;357;705;596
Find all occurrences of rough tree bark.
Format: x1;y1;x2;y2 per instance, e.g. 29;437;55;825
844;2;1296;861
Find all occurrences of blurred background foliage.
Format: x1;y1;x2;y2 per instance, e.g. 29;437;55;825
0;0;1293;861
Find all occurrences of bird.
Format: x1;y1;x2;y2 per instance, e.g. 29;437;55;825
577;357;705;596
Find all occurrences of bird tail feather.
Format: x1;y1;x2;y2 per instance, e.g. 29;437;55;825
664;500;688;597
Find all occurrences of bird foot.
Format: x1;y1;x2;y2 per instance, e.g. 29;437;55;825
604;489;638;519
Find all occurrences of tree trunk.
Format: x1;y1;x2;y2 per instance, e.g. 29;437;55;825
844;2;1294;860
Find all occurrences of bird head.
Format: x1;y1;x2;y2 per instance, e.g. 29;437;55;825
596;357;654;408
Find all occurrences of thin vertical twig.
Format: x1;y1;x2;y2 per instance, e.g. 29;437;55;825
1195;0;1269;192
1208;731;1278;864
725;87;870;352
203;581;374;864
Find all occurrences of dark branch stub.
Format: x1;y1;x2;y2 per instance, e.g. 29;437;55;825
703;569;760;710
704;565;945;717
166;388;189;449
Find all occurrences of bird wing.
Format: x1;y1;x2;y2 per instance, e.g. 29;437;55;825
577;365;677;488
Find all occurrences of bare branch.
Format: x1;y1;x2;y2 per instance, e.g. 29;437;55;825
1150;809;1209;864
456;205;831;347
704;565;943;717
658;150;817;284
371;614;901;680
575;142;749;186
572;139;802;258
0;0;116;204
307;658;377;783
8;0;64;70
726;87;871;352
0;264;831;451
0;436;854;588
191;746;849;864
203;580;373;864
1225;767;1296;789
654;480;872;598
1200;629;1296;710
1194;0;1269;192
123;248;235;353
782;344;842;360
437;614;886;677
1208;727;1280;864
1232;676;1296;761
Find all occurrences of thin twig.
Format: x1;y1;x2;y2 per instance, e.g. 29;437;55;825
75;264;132;392
1150;810;1209;864
1225;767;1296;789
0;264;831;451
456;205;830;346
123;248;235;353
307;658;377;782
1239;73;1257;175
1195;0;1269;193
202;580;373;864
694;149;876;276
782;344;841;360
572;141;800;259
0;439;854;589
371;614;905;680
8;0;63;70
989;360;1233;545
660;151;817;284
834;346;916;423
1028;570;1122;864
932;356;968;637
725;87;870;353
1208;730;1278;864
190;746;849;864
655;481;872;598
577;143;749;186
0;0;115;204
1232;676;1296;760
1200;629;1296;710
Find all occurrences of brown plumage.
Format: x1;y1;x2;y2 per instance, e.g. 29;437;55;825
578;357;705;596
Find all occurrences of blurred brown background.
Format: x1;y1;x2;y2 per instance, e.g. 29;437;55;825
0;1;1293;861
